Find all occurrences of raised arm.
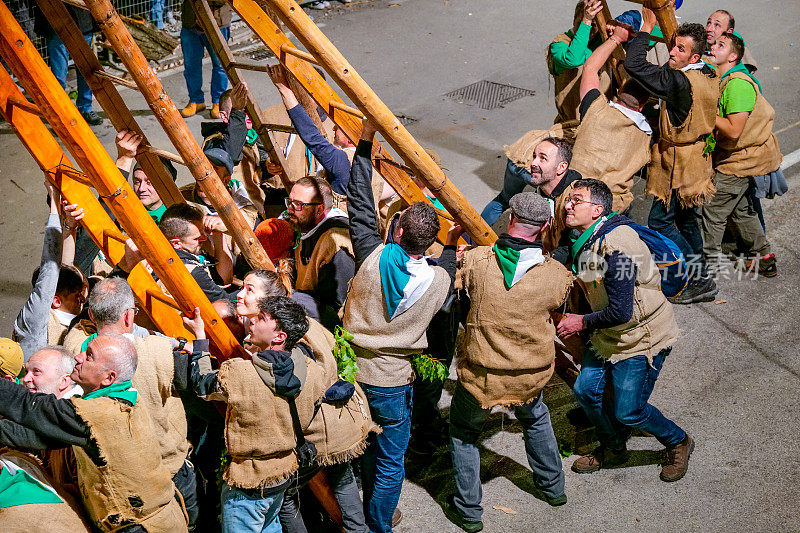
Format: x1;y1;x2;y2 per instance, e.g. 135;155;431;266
346;120;383;267
580;23;629;101
549;1;602;72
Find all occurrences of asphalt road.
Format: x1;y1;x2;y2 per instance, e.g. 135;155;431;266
1;0;799;531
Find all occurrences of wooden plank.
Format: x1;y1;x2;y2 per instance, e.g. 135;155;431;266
0;65;190;339
623;0;678;44
0;3;248;359
192;0;295;193
79;0;274;272
232;0;494;245
38;0;187;207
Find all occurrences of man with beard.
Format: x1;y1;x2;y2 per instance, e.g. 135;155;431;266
286;177;355;330
21;346;82;399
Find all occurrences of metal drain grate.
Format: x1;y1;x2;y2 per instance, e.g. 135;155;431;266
395;114;417;126
444;81;535;110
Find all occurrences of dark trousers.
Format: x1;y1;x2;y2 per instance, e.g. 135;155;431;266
173;459;200;531
648;190;707;280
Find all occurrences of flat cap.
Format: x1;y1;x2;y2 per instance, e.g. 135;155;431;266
509;192;551;225
0;337;23;378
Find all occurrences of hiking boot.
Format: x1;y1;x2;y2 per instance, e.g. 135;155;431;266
571;446;628;474
543;493;567;507
81;110;103;126
181;102;206;117
443;495;483;533
210;103;220;119
668;277;717;305
660;435;694;482
392;508;402;527
737;253;777;278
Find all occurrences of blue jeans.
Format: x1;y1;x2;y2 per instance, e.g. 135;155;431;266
480;159;533;226
48;32;94;113
449;385;564;522
358;382;413;533
181;26;230;105
221;483;284;533
572;346;685;450
151;0;165;28
648;190;707;280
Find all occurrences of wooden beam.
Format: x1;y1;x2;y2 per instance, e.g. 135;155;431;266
594;1;627;86
229;59;271;72
80;0;274;272
623;0;678;45
38;0;187;207
0;3;248;359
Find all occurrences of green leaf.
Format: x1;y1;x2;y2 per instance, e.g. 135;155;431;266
333;327;359;383
412;353;449;382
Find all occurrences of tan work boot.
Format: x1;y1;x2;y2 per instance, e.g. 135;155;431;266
210;103;220;119
571;446;628;474
660;435;694;482
181;102;206;117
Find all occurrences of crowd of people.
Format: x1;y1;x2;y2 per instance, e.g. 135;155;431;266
0;1;788;533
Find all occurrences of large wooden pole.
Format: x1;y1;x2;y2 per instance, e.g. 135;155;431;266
624;0;678;45
81;0;274;271
0;0;247;360
35;0;186;207
251;0;496;245
594;1;627;86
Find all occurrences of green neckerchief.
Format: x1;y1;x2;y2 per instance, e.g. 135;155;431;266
427;196;445;211
228;178;241;191
147;203;167;223
245;128;258;146
81;380;137;405
648;25;664;48
0;466;63;509
80;333;98;354
722;62;762;94
569;212;617;273
492;243;521;289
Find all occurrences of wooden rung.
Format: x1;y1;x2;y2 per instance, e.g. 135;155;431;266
102;228;128;243
280;43;319;65
62;0;87;9
7;96;44;117
329;100;364;119
229;59;270;73
257;122;296;134
145;287;182;311
95;70;138;90
140;145;186;166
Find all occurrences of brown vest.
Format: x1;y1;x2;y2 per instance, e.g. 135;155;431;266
547;32;613;124
714;73;782;177
647;69;720;207
47;311;70;346
71;397;186;533
217;355;326;489
571;95;651;213
294;225;354;293
457;247;573;408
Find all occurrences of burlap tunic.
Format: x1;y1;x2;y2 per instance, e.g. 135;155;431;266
217;355;326;489
547;32;614;124
713;73;782;178
294;226;354;295
570;94;651;213
71;397;186;533
457;246;573;408
647;69;720;207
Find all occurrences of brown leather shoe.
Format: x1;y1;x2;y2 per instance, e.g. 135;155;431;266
660;435;694;482
571;446;628;474
181;102;206;117
210;103;220;119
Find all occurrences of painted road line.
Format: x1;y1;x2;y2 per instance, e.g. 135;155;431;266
781;146;800;171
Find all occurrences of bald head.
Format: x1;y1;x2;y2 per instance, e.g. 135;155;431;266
72;334;138;393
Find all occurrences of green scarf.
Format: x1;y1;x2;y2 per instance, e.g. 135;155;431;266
722;62;762;94
569;212;616;273
0;465;63;509
81;380;137;405
147;203;167;223
80;333;98;354
493;244;521;289
245;128;258;146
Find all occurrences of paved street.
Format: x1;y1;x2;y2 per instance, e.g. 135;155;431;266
1;0;799;530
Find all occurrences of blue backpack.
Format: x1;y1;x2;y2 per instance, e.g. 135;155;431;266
598;222;689;298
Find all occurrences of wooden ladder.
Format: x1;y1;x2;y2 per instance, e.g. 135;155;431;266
0;0;248;359
219;0;498;245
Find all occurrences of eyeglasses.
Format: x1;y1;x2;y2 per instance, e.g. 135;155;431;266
284;198;322;211
565;196;602;207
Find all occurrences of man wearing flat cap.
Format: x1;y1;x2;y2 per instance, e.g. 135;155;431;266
444;192;574;531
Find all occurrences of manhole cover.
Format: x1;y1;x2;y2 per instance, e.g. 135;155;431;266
444;81;535;110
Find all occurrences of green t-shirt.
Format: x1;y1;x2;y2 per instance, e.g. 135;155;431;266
147;203;167;223
718;77;757;117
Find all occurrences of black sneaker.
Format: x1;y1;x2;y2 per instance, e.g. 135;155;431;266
668;277;717;305
543;493;567;506
443;495;483;533
737;253;778;278
81;110;104;126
